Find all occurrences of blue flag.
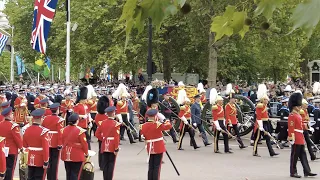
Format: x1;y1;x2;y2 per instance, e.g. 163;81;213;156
16;55;26;75
45;57;51;69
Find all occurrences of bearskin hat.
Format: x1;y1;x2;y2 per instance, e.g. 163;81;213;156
147;88;159;107
76;86;88;103
288;92;303;112
97;96;110;114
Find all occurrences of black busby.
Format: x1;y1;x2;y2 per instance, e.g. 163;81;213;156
147;88;159;107
97;96;110;114
76;86;88;104
288;92;303;112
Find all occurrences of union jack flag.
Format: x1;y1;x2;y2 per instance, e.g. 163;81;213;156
31;0;58;54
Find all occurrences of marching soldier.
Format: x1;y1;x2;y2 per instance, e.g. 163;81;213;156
138;85;153;142
95;96;110;170
210;88;231;153
13;89;28;126
60;93;74;125
253;84;279;157
95;106;120;180
23;109;50;180
88;94;98;141
39;98;52;116
0;107;23;180
225;85;246;149
300;99;317;161
177;89;199;150
0;136;6;180
34;88;46;109
161;93;178;143
288;92;317;178
41;103;64;180
140;109;172;180
60;113;89;180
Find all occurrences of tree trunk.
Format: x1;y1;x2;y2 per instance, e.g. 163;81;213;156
208;32;217;88
163;33;171;82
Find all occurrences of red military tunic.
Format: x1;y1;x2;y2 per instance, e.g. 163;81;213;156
95;114;108;128
254;103;268;132
178;105;191;130
42;107;52;116
0;137;6;178
212;104;224;121
0;115;4;123
73;101;89;129
225;103;237;125
0;120;23;155
108;97;114;107
14;96;28;124
288;111;305;145
140;120;172;154
23;124;50;167
88;99;97;114
60;99;74;118
42;114;64;148
300;109;310;130
60;125;88;162
34;95;46;109
116;100;128;115
200;94;206;104
95;117;121;153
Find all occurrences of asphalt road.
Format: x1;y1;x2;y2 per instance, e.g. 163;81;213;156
13;129;320;180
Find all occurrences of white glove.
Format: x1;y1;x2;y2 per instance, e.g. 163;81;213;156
20;103;26;107
213;121;222;131
289;140;295;145
116;114;123;123
193;123;197;127
257;120;264;131
127;113;130;121
88;122;93;129
157;113;166;123
310;127;315;133
181;116;189;125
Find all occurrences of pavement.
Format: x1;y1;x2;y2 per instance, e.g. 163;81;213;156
13;130;320;180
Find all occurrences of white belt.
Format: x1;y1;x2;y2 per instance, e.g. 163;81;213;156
104;137;114;140
49;131;58;134
146;137;163;143
283;117;288;120
294;129;303;133
28;147;43;151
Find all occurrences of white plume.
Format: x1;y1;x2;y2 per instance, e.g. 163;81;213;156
63;86;72;96
197;83;204;91
313;82;319;95
226;83;233;95
178;81;185;86
177;89;187;105
209;88;218;105
257;84;267;100
86;85;97;99
112;83;128;99
141;85;152;101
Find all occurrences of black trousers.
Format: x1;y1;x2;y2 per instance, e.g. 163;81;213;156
85;128;91;150
102;152;117;180
5;154;17;180
98;141;103;169
89;113;97;140
148;153;163;180
276;121;288;141
47;148;60;180
169;127;177;142
177;123;197;149
27;166;45;180
290;144;311;175
253;121;275;156
312;128;320;144
303;130;316;160
64;161;83;180
231;124;244;147
214;120;229;152
120;114;134;143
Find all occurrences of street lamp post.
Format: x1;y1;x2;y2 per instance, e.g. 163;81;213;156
65;0;71;84
147;18;153;82
10;26;14;83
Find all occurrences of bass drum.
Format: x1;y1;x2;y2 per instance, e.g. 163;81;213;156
159;95;181;130
201;95;255;137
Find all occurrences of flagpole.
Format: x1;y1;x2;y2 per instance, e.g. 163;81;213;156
10;26;14;83
52;64;54;82
66;0;71;84
37;72;40;84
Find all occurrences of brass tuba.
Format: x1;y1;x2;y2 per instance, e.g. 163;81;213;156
80;150;96;180
19;150;28;180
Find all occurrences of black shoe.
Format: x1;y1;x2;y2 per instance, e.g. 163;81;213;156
215;151;221;154
270;153;279;157
139;140;144;142
130;141;137;144
178;148;184;150
194;146;201;150
120;137;126;141
253;153;261;157
290;173;301;178
229;148;233;151
134;137;139;140
250;143;254;146
258;141;262;145
205;143;212;146
173;140;178;144
225;151;233;154
304;172;317;177
239;145;247;149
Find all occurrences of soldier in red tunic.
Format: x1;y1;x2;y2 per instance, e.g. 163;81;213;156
288;92;317;178
225;85;246;149
42;103;64;180
13;90;28;126
73;87;91;149
0;102;10;123
210;88;231;153
0;89;7;105
253;84;279;157
0;107;23;180
60;113;89;180
60;93;74;125
95;96;109;170
33;88;46;109
39;98;52;116
23;109;50;180
0;136;6;180
95;106;120;180
140;109;172;180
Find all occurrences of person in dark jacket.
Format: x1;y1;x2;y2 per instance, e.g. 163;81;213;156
161;93;177;143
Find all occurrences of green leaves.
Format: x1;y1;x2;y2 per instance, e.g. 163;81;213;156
210;6;249;41
289;0;320;37
254;0;284;20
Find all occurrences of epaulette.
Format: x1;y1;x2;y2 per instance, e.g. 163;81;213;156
180;105;186;111
98;121;103;126
87;100;93;105
156;121;162;128
299;109;305;115
212;105;218;110
40;126;49;136
10;121;19;130
117;100;123;106
0;136;5;142
256;103;263;108
77;126;86;135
